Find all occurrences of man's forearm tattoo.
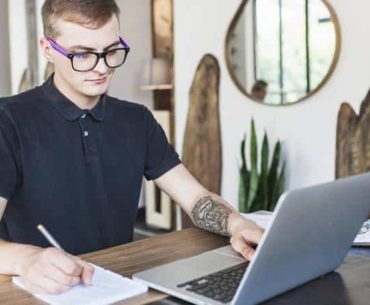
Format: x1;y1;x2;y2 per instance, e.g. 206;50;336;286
191;196;232;237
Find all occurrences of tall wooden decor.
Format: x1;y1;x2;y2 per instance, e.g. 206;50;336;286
180;54;222;228
151;0;173;59
145;111;172;230
151;0;173;112
336;89;370;178
183;54;222;194
144;0;175;231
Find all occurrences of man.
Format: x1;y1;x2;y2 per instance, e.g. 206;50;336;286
0;0;263;295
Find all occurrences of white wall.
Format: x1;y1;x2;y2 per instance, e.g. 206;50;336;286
174;0;370;208
0;0;11;96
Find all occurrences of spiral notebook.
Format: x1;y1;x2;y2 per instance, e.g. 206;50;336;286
12;264;148;305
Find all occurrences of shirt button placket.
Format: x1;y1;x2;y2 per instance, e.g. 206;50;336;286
79;114;90;156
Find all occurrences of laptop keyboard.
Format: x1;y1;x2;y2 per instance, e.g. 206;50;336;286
176;263;248;303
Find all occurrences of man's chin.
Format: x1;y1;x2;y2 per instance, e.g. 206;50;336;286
82;84;109;97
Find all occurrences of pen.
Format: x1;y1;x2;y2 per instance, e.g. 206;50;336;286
37;224;64;250
37;224;94;286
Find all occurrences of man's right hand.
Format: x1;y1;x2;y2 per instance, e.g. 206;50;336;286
18;247;94;294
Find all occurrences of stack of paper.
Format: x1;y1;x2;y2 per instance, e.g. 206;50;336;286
243;212;370;247
353;231;370;246
242;212;273;230
13;264;148;305
353;219;370;246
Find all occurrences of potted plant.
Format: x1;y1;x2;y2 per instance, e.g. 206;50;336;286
239;119;285;213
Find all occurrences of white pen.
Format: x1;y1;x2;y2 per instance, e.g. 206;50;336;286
37;224;94;286
37;224;64;250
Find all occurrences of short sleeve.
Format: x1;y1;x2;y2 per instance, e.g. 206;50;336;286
0;109;20;200
143;107;181;180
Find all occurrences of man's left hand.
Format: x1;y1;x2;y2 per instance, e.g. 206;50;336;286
228;213;264;261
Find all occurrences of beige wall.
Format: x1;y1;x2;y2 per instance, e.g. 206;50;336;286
173;0;370;208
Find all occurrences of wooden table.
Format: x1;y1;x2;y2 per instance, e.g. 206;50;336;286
0;228;227;305
1;228;370;305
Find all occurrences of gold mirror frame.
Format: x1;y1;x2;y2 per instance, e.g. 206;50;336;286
225;0;342;106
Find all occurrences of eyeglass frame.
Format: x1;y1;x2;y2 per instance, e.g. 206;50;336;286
46;36;130;72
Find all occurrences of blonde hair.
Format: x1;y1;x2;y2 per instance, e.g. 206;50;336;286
42;0;120;38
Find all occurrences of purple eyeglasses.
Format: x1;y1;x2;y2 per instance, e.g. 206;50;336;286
46;37;130;72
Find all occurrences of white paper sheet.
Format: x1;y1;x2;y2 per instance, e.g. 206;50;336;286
353;231;370;246
242;212;273;230
243;212;370;247
12;264;148;305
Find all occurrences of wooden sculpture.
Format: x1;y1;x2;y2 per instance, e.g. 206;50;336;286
182;54;222;195
336;89;370;178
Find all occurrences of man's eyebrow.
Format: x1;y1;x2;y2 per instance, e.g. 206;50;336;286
104;40;122;50
68;40;121;52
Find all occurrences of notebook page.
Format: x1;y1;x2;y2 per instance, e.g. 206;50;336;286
12;264;148;305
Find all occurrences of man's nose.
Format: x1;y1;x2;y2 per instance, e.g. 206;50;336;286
93;56;109;74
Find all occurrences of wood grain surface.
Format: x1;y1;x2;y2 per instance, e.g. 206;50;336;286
2;228;370;305
0;228;228;305
336;89;370;178
182;54;222;195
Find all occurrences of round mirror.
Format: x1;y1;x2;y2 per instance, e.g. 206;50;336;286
225;0;341;105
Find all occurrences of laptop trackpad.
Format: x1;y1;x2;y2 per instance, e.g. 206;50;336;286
181;247;245;274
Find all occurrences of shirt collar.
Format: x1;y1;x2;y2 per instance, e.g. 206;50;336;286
42;74;105;122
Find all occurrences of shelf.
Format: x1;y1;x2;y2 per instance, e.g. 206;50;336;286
134;207;172;240
141;84;173;91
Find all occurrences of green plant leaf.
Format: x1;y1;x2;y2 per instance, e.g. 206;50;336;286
238;120;286;213
241;134;247;169
247;119;258;210
267;141;281;210
277;164;286;198
271;162;286;211
239;134;250;211
260;132;269;210
250;119;257;172
238;168;248;212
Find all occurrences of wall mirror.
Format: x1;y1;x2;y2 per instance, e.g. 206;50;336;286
225;0;341;105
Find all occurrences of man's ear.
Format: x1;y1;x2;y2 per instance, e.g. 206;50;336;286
40;37;54;62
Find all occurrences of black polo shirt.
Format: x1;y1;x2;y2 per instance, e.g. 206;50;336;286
0;75;181;255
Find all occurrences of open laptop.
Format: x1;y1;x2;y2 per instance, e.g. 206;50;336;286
133;172;370;305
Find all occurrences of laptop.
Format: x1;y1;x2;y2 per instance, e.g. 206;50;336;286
133;172;370;305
